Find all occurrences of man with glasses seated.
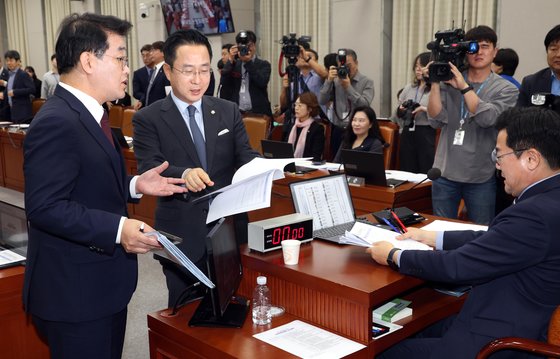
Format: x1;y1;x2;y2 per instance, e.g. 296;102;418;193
219;30;272;117
132;29;259;307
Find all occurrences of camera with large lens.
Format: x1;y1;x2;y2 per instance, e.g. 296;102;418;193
426;28;479;82
337;49;348;78
397;99;421;127
280;33;311;63
237;31;250;57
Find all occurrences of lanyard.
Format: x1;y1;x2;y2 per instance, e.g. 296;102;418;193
459;75;491;129
414;84;425;103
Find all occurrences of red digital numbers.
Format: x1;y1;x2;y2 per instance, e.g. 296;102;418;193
271;225;304;245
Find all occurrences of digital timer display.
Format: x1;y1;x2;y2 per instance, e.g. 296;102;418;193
248;213;314;252
263;220;313;250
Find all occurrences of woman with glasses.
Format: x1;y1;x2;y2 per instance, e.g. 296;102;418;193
287;91;324;161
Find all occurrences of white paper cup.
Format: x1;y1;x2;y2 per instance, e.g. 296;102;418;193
281;240;301;265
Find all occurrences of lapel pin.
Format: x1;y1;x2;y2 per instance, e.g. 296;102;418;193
211;110;215;114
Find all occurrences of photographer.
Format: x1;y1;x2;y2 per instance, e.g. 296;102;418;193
427;25;518;225
219;30;272;117
318;48;374;156
393;52;435;174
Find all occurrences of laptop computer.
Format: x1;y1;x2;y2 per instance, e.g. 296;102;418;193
260;139;316;173
289;174;363;243
340;149;407;188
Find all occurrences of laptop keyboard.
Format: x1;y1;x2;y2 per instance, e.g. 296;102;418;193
315;222;355;238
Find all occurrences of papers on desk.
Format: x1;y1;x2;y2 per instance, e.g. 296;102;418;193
146;231;215;288
385;170;429;183
253;320;365;358
295;160;342;171
339;222;432;251
421;219;488;232
202;157;299;223
0;248;25;267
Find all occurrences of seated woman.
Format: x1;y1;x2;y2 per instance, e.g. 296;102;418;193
287;92;325;161
333;106;386;163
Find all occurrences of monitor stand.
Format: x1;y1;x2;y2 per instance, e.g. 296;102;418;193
188;293;249;328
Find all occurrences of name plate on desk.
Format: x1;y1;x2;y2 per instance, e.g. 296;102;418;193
248;213;313;252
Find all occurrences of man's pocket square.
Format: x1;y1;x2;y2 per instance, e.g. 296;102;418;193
218;129;230;136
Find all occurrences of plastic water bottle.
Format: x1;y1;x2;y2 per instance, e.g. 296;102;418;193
252;276;272;325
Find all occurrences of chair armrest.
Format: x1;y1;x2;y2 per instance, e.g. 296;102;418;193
476;337;560;359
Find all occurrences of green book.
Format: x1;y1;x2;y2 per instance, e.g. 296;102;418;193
372;298;412;323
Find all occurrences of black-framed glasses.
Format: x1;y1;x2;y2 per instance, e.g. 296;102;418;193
104;54;129;69
491;148;527;164
171;66;212;79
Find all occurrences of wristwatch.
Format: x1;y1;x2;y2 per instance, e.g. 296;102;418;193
460;85;474;95
386;248;401;271
305;56;312;63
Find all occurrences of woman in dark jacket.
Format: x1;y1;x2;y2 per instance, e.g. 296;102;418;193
287;91;325;161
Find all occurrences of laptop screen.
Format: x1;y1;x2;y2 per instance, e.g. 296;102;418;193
289;174;355;231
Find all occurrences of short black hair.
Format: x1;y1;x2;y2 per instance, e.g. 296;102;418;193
496;107;560;169
465;25;497;47
140;44;153;52
235;30;257;44
55;13;132;75
323;53;337;69
493;48;519;76
544;24;560;49
4;50;21;61
163;29;212;67
222;43;233;51
152;41;165;52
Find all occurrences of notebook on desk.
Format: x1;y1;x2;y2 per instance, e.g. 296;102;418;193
340;149;407;188
260;139;316;173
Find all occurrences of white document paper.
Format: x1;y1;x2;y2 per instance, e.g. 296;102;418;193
253;320;366;358
384;170;429;183
421;219;488;232
0;249;26;266
204;157;299;224
340;222;432;251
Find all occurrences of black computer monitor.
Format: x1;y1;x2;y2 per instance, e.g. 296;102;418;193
189;217;248;328
261;139;297;172
341;149;407;188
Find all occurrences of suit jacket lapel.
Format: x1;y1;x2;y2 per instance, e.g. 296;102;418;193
202;97;220;172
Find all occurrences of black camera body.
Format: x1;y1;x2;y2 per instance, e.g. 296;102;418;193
531;93;560;114
337;49;348;78
237;31;250;57
397;100;421;127
281;33;311;63
427;28;479;82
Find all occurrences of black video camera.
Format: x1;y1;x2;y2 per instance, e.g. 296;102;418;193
397;100;421;127
427;28;479;82
531;93;560;114
337;49;348;78
281;33;311;62
237;31;250;57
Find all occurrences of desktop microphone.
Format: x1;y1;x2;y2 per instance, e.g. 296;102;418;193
373;167;441;226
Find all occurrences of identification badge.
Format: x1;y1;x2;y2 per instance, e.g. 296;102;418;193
240;83;246;93
408;122;416;132
342;111;349;119
453;129;465;146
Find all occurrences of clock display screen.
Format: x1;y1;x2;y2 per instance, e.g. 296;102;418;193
262;219;313;250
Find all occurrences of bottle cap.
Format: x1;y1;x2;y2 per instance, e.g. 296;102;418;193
257;276;267;285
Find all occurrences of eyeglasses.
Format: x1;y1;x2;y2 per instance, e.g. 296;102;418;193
491;148;527;164
104;54;129;70
171;67;212;79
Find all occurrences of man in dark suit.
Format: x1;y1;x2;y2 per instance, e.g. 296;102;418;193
0;50;35;123
0;57;9;120
135;41;170;109
133;29;259;307
219;30;272;117
517;24;560;106
368;106;560;359
23;13;187;359
132;43;154;103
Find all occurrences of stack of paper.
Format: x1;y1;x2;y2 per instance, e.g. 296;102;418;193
339;222;432;250
146;231;215;288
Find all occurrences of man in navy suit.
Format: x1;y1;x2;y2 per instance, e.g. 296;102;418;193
368;106;560;359
0;57;9;120
0;50;35;123
23;13;187;359
132;43;154;103
135;41;170;109
517;24;560;106
133;29;259;307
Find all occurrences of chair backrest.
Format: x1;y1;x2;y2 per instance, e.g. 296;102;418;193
550;306;560;346
108;105;124;128
32;98;46;116
122;108;135;137
317;118;332;161
242;116;270;154
379;124;397;170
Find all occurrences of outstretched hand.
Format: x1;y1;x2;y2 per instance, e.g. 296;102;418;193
135;161;188;196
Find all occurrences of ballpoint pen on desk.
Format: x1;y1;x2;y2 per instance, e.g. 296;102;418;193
390;210;408;233
382;217;402;234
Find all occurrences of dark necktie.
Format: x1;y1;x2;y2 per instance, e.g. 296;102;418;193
145;68;157;105
100;111;113;145
187;105;207;170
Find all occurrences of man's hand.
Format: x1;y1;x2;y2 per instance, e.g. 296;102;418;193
445;62;468;90
120;219;162;253
134;101;143;110
366;241;395;266
136;161;187;196
183;167;215;192
396;227;437;248
327;66;338;81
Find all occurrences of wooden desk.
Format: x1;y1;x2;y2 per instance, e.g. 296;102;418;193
0;266;49;358
0;129;25;192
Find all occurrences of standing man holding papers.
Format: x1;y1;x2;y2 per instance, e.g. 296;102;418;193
133;29;258;307
368;107;560;359
23;13;187;359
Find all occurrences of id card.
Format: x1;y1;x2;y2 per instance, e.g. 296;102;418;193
453;129;465;146
408;122;416;132
240;83;246;93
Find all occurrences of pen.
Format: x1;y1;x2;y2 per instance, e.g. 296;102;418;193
139;222;145;233
382;217;402;234
390;210;408;233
